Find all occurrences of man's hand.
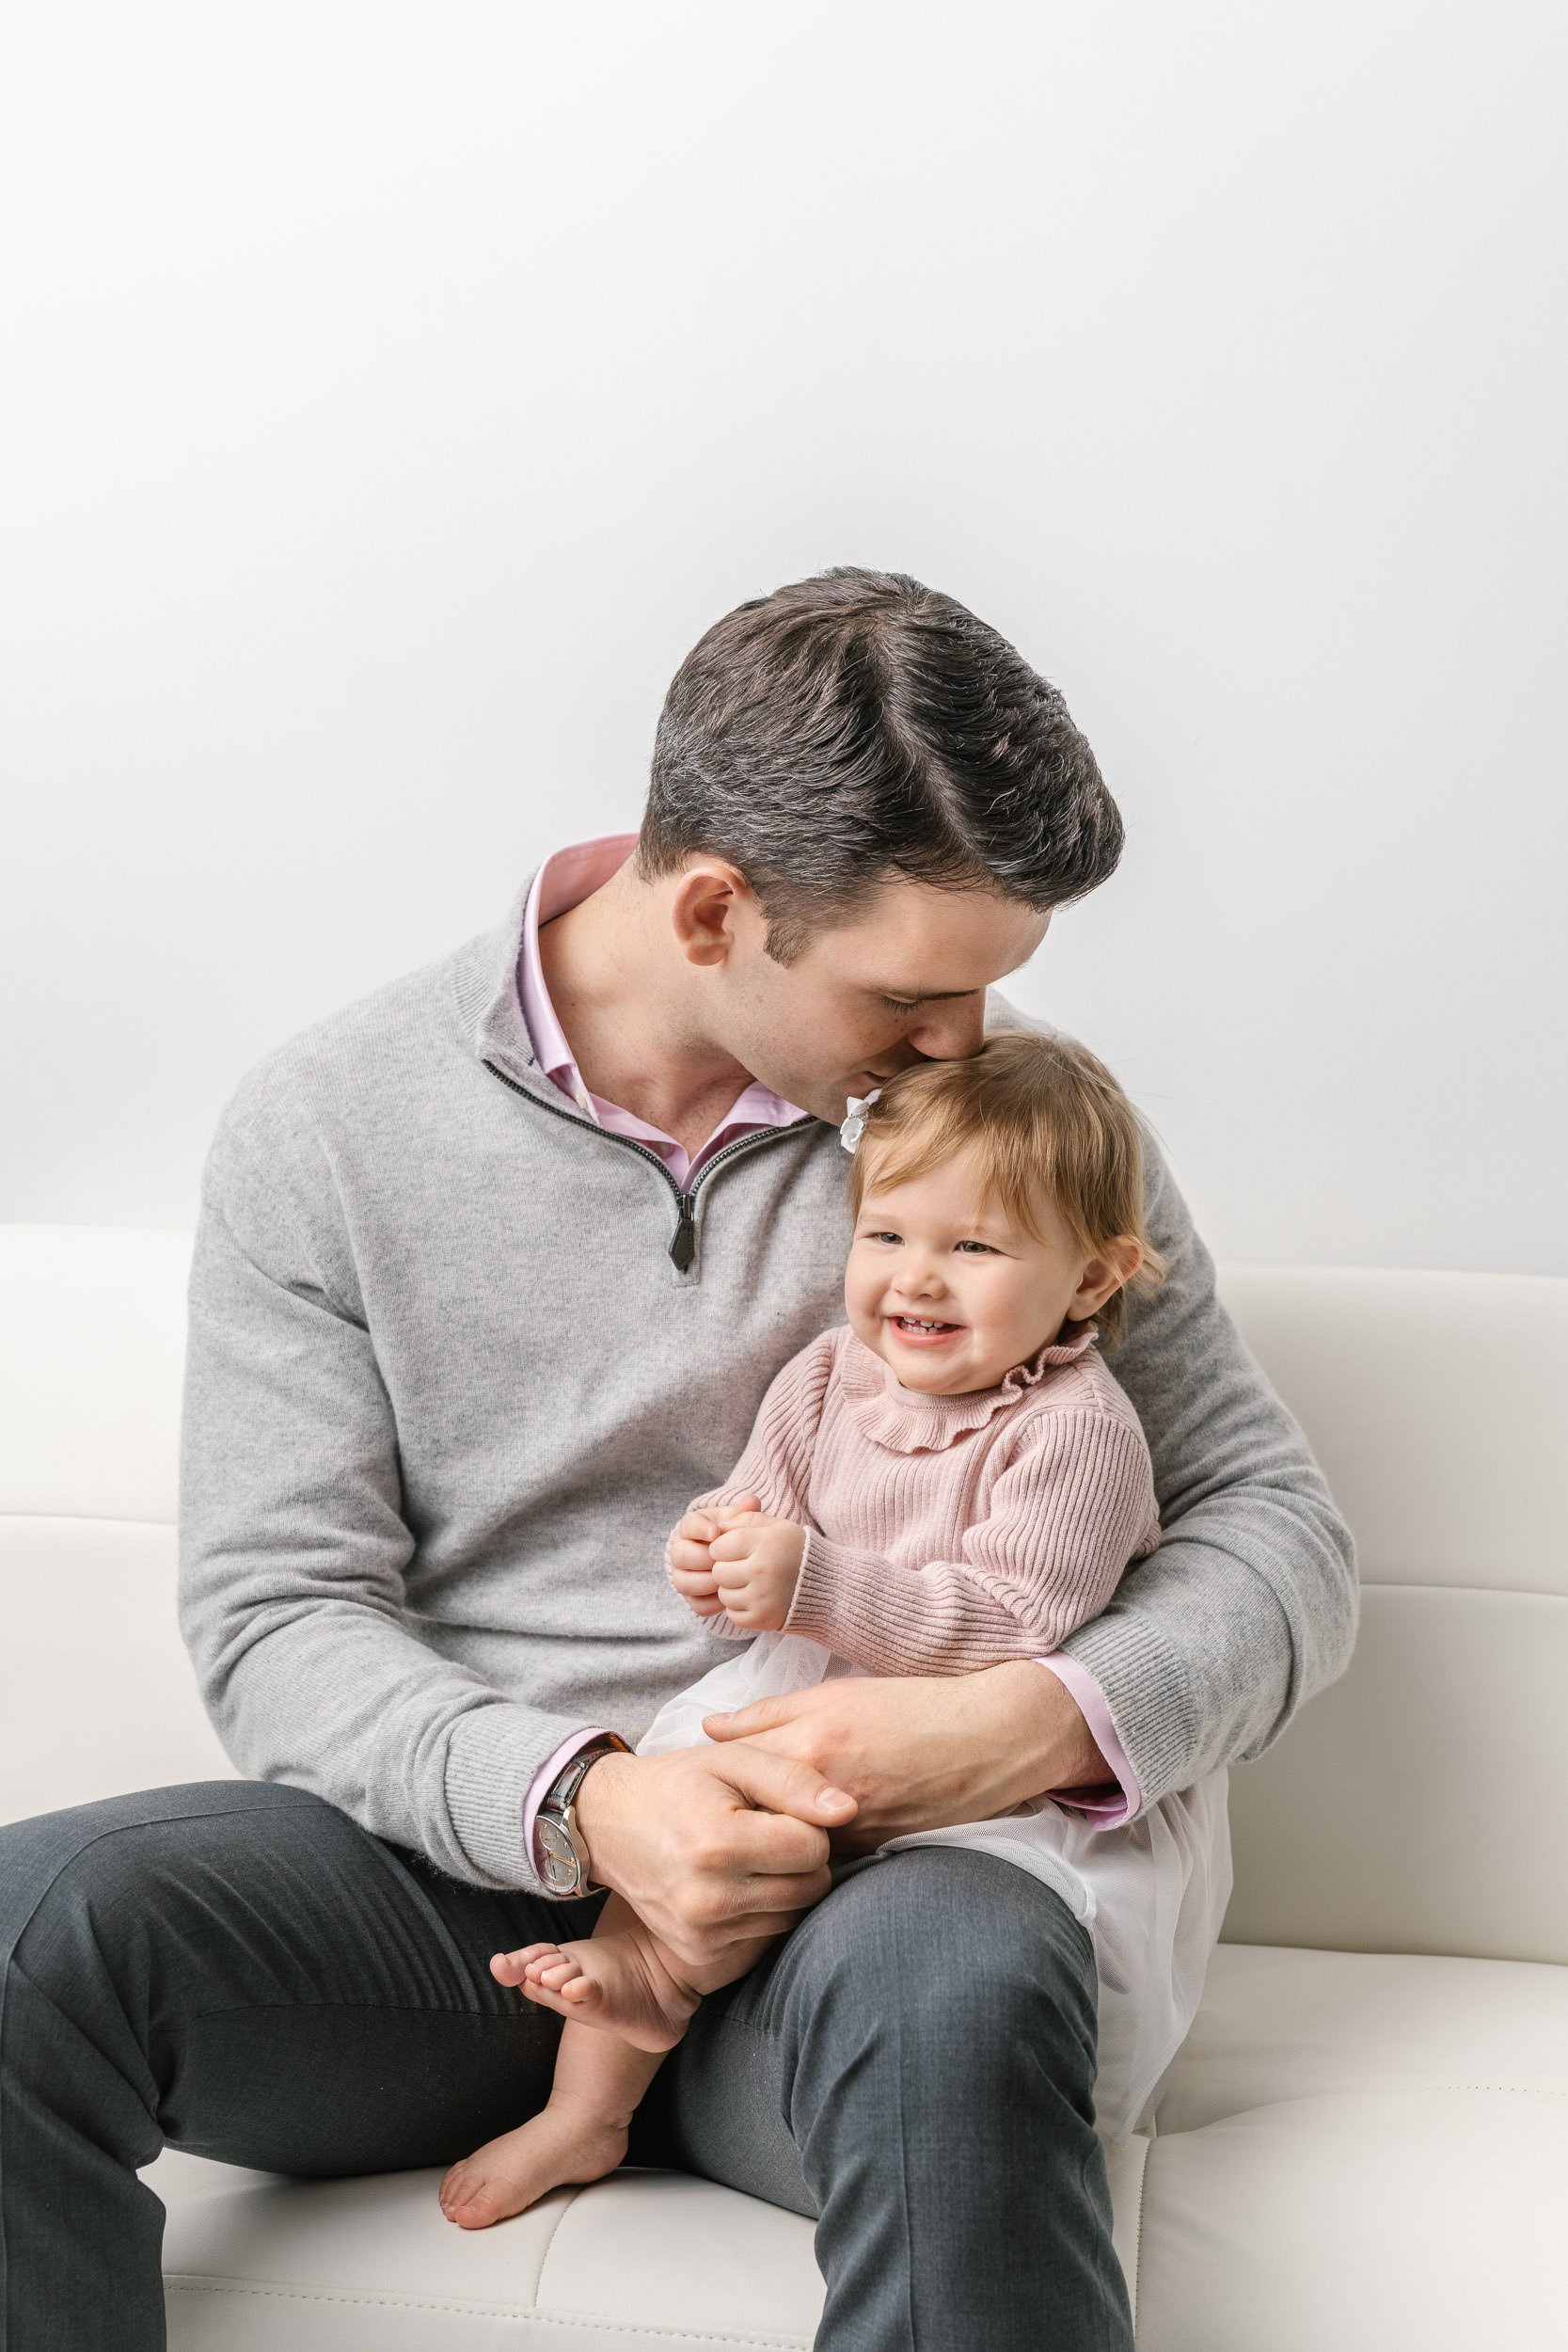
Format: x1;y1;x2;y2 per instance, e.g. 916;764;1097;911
702;1661;1116;1854
571;1741;857;1970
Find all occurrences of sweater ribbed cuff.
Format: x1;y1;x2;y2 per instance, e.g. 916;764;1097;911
1036;1654;1141;1822
444;1701;603;1891
785;1529;900;1663
1055;1609;1199;1819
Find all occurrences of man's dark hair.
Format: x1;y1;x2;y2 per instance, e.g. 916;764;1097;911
637;565;1123;961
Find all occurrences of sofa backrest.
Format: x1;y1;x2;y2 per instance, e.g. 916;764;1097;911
1219;1265;1568;1966
2;1227;1564;1965
0;1225;233;1820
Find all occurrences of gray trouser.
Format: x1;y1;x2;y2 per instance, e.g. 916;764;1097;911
0;1780;1134;2351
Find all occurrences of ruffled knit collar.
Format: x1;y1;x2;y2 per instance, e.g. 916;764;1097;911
840;1322;1100;1454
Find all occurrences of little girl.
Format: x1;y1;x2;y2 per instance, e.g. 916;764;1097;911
440;1031;1232;2226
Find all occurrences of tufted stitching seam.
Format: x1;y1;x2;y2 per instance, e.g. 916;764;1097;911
1356;1580;1568;1599
0;1510;176;1531
531;2177;584;2291
1364;2083;1568;2099
1132;2137;1150;2328
165;2276;810;2344
1162;2081;1568;2129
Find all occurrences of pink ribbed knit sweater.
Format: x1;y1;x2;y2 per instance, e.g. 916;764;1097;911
685;1321;1161;1674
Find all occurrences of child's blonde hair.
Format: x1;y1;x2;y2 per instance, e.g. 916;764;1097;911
847;1030;1164;1341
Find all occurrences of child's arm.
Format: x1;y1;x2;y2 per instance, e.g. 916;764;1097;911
666;1328;838;1636
686;1327;837;1524
781;1408;1160;1676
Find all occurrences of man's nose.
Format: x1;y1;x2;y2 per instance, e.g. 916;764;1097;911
908;997;987;1063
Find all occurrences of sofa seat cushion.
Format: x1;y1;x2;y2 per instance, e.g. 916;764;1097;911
1134;1943;1568;2348
148;1940;1568;2348
149;2137;1153;2350
151;2153;826;2352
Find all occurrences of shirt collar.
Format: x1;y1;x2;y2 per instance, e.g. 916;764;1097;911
514;834;807;1179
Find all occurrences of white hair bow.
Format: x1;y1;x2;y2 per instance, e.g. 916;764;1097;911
839;1089;882;1153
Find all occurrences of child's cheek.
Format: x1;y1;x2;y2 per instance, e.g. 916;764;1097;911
843;1261;881;1347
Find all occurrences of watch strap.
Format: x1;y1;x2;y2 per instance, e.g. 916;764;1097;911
536;1733;629;1893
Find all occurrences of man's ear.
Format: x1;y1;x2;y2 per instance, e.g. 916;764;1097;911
1071;1236;1144;1321
669;861;753;969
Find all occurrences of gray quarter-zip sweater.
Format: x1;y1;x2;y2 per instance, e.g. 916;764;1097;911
178;884;1357;1893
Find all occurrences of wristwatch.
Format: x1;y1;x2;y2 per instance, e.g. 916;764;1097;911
534;1736;629;1896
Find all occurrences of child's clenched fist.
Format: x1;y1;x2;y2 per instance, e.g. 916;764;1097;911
666;1495;805;1630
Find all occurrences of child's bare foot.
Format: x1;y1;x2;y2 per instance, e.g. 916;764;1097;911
439;2094;628;2230
491;1927;700;2052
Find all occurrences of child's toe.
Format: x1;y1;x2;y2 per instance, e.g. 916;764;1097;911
439;2163;479;2216
492;1946;550;1984
449;2192;503;2230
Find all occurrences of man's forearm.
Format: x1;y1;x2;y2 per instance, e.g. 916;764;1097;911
1057;1502;1355;1811
702;1658;1114;1851
986;1660;1112;1803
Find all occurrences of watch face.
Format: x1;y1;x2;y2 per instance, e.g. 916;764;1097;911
537;1815;580;1894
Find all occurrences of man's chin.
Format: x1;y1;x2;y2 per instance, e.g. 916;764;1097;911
744;1060;879;1128
776;1081;856;1128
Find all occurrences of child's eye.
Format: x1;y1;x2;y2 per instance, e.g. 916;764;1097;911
868;1230;902;1246
955;1240;995;1255
880;995;922;1013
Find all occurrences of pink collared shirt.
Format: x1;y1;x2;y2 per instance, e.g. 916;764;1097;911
518;837;1139;1878
517;834;802;1191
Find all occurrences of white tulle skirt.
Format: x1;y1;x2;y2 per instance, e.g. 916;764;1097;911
638;1630;1233;2142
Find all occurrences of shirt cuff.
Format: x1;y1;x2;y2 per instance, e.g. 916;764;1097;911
521;1726;619;1891
1035;1653;1142;1826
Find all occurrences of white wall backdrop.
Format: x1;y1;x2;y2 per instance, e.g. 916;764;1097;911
3;2;1564;1271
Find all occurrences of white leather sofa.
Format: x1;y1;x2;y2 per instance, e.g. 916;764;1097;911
3;1223;1565;2349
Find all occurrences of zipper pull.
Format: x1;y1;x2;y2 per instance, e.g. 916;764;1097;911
670;1195;696;1271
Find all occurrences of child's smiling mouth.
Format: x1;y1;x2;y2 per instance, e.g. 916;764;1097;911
887;1314;965;1344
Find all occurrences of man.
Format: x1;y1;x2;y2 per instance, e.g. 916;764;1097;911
0;568;1355;2350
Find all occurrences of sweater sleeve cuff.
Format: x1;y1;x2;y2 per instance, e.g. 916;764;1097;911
521;1727;621;1894
1053;1603;1200;1818
445;1703;614;1892
1035;1654;1141;1825
784;1527;889;1655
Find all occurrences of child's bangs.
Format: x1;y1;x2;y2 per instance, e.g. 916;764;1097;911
853;1092;1048;1240
853;1110;971;1211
